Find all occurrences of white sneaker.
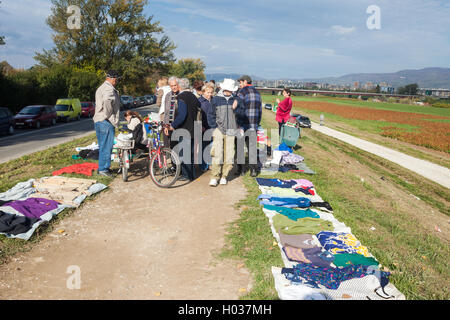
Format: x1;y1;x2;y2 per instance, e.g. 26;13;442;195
219;178;227;185
209;178;218;187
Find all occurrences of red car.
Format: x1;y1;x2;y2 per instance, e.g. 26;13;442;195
81;102;95;117
14;105;57;129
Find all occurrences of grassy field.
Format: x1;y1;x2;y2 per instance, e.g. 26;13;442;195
277;95;450;117
221;108;450;300
262;94;450;167
0;134;116;264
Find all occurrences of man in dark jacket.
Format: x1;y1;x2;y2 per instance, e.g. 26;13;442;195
168;78;201;181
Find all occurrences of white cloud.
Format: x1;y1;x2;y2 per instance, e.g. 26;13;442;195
329;25;356;35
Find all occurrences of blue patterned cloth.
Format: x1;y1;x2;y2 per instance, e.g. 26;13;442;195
282;263;390;290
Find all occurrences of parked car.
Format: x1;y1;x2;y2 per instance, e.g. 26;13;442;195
0;107;14;135
264;103;272;110
120;95;133;110
55;98;82;122
81;102;95;117
133;96;147;108
144;94;156;105
14;105;57;129
292;113;312;128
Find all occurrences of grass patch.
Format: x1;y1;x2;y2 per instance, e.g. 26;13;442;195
222;107;450;300
0;133;117;265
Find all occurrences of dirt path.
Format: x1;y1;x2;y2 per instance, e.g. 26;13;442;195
0;168;251;299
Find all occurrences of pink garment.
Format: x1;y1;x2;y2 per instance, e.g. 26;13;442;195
292;179;314;189
276;97;293;123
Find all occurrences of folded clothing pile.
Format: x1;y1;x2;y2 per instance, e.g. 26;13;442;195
0;176;107;240
256;177;405;300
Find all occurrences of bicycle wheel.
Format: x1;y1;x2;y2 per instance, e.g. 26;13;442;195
149;148;181;188
122;149;129;182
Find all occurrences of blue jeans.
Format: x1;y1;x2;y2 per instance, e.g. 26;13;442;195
95;120;115;172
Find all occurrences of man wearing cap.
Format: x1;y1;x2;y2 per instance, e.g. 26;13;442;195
236;75;262;177
93;70;121;177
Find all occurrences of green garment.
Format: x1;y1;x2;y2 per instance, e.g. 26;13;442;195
332;253;379;267
273;214;333;235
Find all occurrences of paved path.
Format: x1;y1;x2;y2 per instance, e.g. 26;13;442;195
311;122;450;189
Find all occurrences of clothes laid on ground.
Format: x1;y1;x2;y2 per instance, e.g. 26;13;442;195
332;253;379;267
316;211;351;233
281;263;390;290
272;266;404;300
52;163;99;177
294;186;315;196
77;149;99;160
260;196;311;208
281;152;304;164
75;142;99;152
292;179;314;189
263;205;320;220
0;179;35;202
283;246;333;268
0;210;39;235
276;143;292;153
1;197;59;219
273;215;334;235
316;231;371;257
278;232;318;249
256;178;296;188
30;176;99;207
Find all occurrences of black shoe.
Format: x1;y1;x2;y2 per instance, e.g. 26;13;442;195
178;176;190;182
250;168;258;177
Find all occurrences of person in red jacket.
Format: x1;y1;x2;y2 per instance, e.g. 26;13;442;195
275;88;293;135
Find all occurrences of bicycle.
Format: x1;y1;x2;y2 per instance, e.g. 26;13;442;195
146;121;181;188
115;127;135;182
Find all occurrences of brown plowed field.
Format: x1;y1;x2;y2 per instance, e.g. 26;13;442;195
293;101;450;153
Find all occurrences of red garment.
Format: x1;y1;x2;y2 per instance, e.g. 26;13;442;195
52;163;99;177
276;97;293;123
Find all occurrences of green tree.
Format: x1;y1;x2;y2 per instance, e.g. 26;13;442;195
170;58;206;85
35;0;176;95
398;83;418;95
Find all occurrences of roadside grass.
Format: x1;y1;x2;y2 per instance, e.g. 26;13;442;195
0;133;117;265
221;108;449;300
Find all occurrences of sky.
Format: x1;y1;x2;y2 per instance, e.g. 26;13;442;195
1;0;450;79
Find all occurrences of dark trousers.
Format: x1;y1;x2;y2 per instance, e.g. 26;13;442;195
278;120;285;136
177;137;195;180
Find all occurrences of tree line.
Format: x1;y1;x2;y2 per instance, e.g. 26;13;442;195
0;0;206;114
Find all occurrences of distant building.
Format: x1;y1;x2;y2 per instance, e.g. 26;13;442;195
418;88;450;98
381;86;395;94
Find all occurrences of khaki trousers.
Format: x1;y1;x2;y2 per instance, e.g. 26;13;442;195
211;129;235;179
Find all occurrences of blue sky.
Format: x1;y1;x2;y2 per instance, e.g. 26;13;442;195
1;0;450;79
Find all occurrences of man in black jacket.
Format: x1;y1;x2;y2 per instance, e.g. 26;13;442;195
168;78;202;181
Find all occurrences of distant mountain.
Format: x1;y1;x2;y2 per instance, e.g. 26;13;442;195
299;68;450;89
205;73;264;83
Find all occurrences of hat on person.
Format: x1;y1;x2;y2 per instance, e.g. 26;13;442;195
106;70;121;79
237;75;252;83
220;78;238;92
